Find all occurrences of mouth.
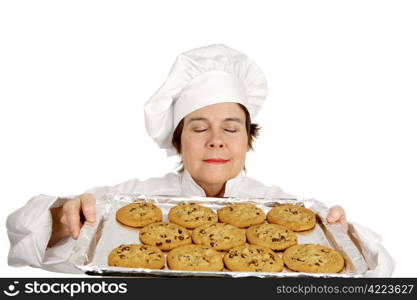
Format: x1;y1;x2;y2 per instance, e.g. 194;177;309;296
203;158;230;164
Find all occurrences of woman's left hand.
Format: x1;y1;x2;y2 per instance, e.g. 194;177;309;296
326;205;348;233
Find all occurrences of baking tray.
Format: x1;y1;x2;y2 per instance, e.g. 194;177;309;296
68;194;368;277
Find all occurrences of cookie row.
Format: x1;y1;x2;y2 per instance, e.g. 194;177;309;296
116;201;317;231
108;243;345;273
137;221;296;251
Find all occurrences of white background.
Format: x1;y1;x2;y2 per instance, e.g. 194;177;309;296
1;0;416;277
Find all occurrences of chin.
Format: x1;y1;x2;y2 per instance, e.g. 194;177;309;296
199;169;237;185
201;174;229;185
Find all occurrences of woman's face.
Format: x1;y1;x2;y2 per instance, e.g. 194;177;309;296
181;102;249;187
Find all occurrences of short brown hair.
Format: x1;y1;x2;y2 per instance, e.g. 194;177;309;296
171;103;261;172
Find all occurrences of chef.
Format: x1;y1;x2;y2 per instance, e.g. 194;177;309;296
6;44;395;276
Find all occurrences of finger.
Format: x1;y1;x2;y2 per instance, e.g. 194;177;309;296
63;199;82;239
80;193;96;223
326;205;345;223
59;214;72;236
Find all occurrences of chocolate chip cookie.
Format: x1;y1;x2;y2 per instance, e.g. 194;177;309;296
167;244;224;271
283;244;345;273
246;223;297;251
217;203;266;228
139;222;192;251
267;204;316;231
168;203;218;229
192;223;246;250
107;244;165;269
224;244;284;272
116;202;162;228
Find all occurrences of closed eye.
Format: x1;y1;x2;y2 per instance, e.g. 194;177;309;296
193;129;207;133
225;129;237;133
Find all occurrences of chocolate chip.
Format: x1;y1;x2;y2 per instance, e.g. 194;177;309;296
248;259;258;266
224;236;230;239
228;250;238;258
241;254;247;258
165;239;171;243
121;246;130;251
208;217;213;221
210;242;215;247
156;242;162;246
199;229;206;234
272;236;284;242
178;236;184;240
178;229;183;234
119;254;126;259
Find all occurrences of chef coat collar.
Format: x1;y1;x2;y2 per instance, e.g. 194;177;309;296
180;169;243;197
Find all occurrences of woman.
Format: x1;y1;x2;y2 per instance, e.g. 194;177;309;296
7;44;394;276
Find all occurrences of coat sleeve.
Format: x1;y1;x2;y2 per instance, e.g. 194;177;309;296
6;179;142;274
348;222;395;277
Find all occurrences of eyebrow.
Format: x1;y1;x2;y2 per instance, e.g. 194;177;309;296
188;117;244;124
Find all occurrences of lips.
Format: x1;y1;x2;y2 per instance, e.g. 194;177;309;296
203;158;229;164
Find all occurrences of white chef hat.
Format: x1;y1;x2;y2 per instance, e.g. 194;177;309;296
144;44;268;156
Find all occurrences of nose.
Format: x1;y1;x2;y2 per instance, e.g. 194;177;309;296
207;131;225;148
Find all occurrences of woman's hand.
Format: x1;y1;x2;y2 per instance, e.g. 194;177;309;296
326;205;348;233
48;193;96;247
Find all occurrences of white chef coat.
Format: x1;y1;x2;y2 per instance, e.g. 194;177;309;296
6;170;395;276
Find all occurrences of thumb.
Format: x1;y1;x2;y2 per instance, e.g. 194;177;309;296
80;193;96;223
326;205;344;223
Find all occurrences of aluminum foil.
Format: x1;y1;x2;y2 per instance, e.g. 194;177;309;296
68;194;368;277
